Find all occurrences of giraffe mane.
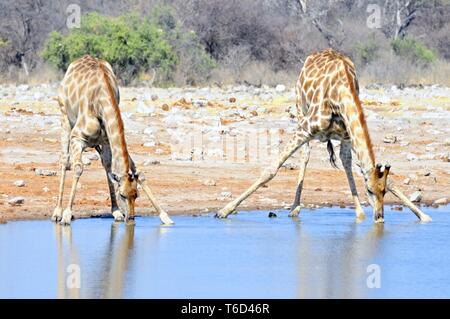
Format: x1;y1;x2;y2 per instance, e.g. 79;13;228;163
97;60;130;173
342;63;375;166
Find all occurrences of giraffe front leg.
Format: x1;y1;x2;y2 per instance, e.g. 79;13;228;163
61;138;85;225
288;143;310;217
53;113;71;222
217;131;311;218
340;140;366;221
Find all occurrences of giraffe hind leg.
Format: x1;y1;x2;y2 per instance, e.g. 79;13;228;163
339;140;366;221
96;145;124;222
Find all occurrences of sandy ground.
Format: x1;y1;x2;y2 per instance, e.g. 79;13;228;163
0;83;449;223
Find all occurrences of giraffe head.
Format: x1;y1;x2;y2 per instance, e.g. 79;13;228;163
109;172;139;222
365;164;390;223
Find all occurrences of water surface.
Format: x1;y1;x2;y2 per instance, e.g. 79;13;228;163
1;206;449;298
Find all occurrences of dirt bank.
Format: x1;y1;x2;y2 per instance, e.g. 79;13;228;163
0;84;448;222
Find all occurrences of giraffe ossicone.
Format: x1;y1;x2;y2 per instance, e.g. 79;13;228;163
217;48;431;223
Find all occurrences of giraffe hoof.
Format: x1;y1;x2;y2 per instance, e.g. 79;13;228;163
419;214;432;223
374;217;385;224
288;206;301;217
60;208;73;225
126;218;135;226
52;207;63;222
159;212;174;225
112;210;125;222
215;206;234;218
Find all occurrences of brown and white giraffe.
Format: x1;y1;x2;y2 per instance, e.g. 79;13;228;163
217;48;431;223
52;55;173;225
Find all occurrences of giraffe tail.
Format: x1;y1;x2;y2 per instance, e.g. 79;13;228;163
327;140;338;169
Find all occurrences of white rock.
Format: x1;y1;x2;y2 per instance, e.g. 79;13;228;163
42;187;49;193
433;197;447;205
13;180;26;187
202;179;217;186
275;84;286;92
142;159;160;166
403;178;411;185
217;191;232;201
409;191;422;202
35;169;57;176
406;153;418;162
8;197;25;206
87;153;99;161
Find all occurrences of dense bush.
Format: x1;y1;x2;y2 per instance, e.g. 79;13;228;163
391;37;437;65
42;9;214;85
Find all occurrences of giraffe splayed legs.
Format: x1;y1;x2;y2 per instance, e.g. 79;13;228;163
51;55;173;226
217;48;431;223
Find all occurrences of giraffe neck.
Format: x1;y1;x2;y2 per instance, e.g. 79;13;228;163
99;65;130;176
340;71;375;176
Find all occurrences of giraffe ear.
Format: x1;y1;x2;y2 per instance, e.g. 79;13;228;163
108;172;120;184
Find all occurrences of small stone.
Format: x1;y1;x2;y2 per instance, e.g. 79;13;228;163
406;153;418;162
409;191;422;203
403;178;411;185
142;159;160;166
87;153;99;161
82;157;91;166
42;187;49;193
282;162;298;170
383;134;397;144
151;94;158;101
13;180;26;187
161;104;170;111
229;97;236;103
203;179;217;186
314;187;322;191
35;169;57;176
44;138;58;143
392;205;403;211
217;191;232;201
275;84;286;92
423;171;431;177
433;198;447;205
268;212;277;218
8;197;25;206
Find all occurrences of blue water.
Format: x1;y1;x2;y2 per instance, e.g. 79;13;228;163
0;206;449;298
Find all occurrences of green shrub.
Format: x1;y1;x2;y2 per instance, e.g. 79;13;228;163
42;9;214;85
355;35;379;65
391;37;436;65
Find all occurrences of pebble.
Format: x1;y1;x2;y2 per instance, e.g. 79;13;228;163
142;159;161;166
35;169;57;176
202;179;217;186
403;178;411;185
383;134;397;143
8;197;25;206
87;153;99;161
217;191;232;201
275;84;286;92
409;191;422;202
13;180;26;187
433;197;447;205
406;153;418;161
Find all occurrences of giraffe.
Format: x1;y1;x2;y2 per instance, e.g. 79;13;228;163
51;55;173;225
216;48;431;223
